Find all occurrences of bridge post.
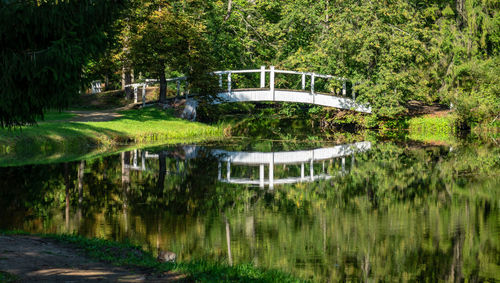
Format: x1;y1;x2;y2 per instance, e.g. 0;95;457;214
227;72;232;93
218;162;221;180
260;66;266;88
227;161;231;181
176;80;180;98
133;149;138;167
141;151;146;171
259;164;264;188
269;160;274;189
185;80;189;99
218;74;222;89
301;73;306;90
310;159;314;181
311;73;315;103
142;83;146;107
301;163;304;180
342;81;346;96
134;86;138;103
270;66;275;100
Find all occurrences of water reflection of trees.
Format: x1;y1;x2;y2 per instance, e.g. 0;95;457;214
0;143;498;282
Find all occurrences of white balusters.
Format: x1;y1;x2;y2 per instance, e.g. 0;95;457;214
301;163;305;180
311;73;316;103
260;66;266;88
259;164;265;188
269;155;274;189
270;66;275;100
218;162;221;180
310;159;314;181
142;84;146;107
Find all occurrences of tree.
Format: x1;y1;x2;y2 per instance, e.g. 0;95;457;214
0;0;124;127
130;1;216;103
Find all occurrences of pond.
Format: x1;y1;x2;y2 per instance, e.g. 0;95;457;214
0;138;499;281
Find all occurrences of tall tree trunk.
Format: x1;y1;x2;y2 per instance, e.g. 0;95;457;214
122;66;134;99
225;216;233;266
159;69;167;104
77;160;84;225
121;152;130;233
64;163;71;232
157;152;166;192
456;0;466;28
224;0;233;21
78;160;85;205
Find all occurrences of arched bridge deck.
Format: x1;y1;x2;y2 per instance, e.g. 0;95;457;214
216;89;371;113
126;66;372;113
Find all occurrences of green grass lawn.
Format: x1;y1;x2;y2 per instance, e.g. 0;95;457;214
0;108;224;166
36;111;77;122
407;114;457;144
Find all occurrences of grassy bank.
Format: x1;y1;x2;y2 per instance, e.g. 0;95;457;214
0;108;224;166
406;112;499;144
0;230;304;283
407;114;457;144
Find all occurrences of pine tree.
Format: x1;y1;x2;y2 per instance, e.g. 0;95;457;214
0;0;124;127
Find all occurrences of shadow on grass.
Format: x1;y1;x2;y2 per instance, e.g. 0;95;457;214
116;108;180;122
0;108;222;167
0;122;127;166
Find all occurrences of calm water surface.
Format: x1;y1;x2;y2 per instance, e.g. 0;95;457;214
0;139;499;281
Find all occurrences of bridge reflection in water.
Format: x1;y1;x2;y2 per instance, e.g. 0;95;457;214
124;141;371;189
214;141;371;188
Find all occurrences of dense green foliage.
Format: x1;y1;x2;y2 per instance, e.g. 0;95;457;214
87;0;499;128
0;0;124;127
128;1;218;102
218;0;499;123
3;0;498;128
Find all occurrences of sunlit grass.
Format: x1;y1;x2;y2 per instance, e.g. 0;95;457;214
407;114;456;144
0;108;225;166
0;108;223;145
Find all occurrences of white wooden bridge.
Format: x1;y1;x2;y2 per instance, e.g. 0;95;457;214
126;66;371;113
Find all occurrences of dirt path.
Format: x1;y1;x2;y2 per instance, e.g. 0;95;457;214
67;105;138;122
0;235;181;282
68;110;124;122
406;100;451;117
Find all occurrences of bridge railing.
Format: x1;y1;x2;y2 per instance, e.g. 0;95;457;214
212;66;356;99
124;77;188;106
125;66;359;105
